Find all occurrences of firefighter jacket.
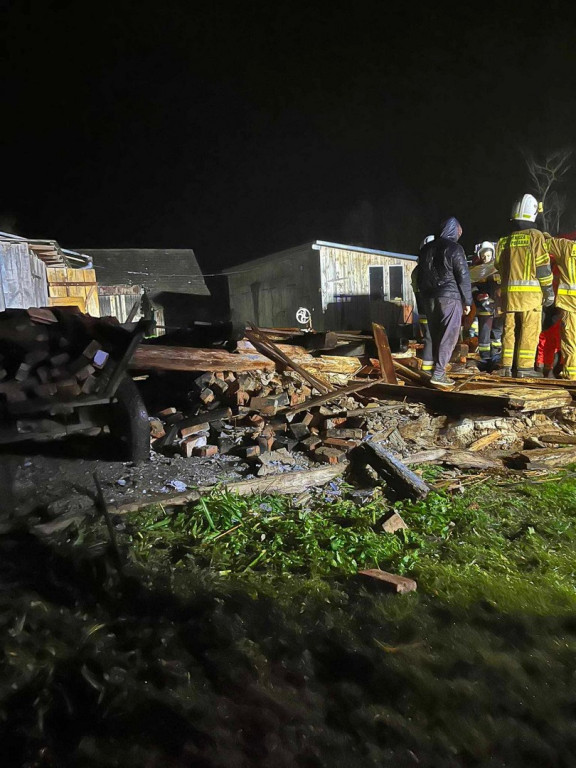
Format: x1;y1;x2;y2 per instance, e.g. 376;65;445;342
495;228;554;312
545;236;576;312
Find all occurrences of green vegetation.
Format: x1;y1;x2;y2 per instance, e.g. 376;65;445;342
4;469;576;766
127;470;576;613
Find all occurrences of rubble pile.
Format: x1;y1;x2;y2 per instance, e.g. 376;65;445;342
0;307;134;408
146;362;576;483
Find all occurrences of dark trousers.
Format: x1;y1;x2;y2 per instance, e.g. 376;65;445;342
477;313;494;360
422;297;463;377
417;317;434;372
477;313;503;360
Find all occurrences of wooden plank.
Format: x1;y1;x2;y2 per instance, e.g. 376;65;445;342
109;463;348;514
406;449;502;469
285;377;387;416
237;339;362;376
393;358;434;387
372;323;398;384
130;345;276;372
463;386;571;411
512;447;576;468
362;441;431;499
358;569;417;593
468;431;503;452
245;325;334;394
450;371;576;391
539;433;576;445
357;381;571;414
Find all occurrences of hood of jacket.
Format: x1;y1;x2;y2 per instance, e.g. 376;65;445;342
438;216;462;242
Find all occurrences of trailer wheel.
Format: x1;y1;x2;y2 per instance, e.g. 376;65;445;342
109;376;150;462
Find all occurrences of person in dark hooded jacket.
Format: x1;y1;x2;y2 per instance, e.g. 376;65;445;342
416;216;472;386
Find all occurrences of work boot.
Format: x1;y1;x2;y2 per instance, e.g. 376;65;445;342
494;366;512;377
516;368;542;379
430;373;455;388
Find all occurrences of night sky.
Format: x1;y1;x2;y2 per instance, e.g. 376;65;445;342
1;0;575;271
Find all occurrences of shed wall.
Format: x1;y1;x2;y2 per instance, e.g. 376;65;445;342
0;242;49;310
319;246;416;331
47;268;101;316
225;245;321;328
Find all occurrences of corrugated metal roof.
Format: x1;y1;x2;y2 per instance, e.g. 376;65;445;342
0;231;91;268
84;249;210;297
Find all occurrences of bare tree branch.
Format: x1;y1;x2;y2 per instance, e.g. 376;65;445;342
521;148;573;232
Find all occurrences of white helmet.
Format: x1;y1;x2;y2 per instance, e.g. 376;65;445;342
476;240;495;263
419;234;435;249
511;194;540;222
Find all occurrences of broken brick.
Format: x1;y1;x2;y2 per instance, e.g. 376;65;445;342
179;422;209;438
314;446;347;464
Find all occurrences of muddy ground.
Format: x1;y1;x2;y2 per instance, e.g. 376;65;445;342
0;436;248;527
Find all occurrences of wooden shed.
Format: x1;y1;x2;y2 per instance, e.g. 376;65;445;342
46;267;100;315
222;240;417;335
0;232;94;312
84;249;210;331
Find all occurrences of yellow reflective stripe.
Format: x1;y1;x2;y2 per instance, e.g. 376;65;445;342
535;254;550;266
538;275;553;286
570;257;576;285
506;286;541;292
477;311;492;316
419;318;428;324
557;289;576;296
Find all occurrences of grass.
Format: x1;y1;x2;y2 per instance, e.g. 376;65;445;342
3;469;576;765
125;469;576;613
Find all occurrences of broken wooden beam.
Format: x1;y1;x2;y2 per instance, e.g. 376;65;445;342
509;446;576;469
245;325;334;394
406;449;502;470
372;323;398;384
130;345;276;372
361;440;430;500
109;463;348;514
538;433;576;445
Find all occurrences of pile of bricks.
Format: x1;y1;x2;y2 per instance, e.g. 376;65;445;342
148;368;403;469
0;307;120;408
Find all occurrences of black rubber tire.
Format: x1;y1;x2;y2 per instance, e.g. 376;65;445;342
109;376;150;462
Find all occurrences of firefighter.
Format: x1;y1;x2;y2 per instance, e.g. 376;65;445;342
412;235;434;373
471;241;502;363
495;194;554;377
544;235;576;379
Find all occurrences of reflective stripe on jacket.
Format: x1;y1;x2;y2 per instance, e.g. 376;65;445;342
546;237;576;312
495;229;553;311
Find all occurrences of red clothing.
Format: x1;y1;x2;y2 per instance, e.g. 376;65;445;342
537;319;561;367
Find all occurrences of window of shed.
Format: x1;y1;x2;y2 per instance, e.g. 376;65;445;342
389;265;404;300
369;266;384;301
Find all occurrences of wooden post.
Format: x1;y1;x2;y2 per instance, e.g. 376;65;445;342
372;323;398;384
362;440;430;500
